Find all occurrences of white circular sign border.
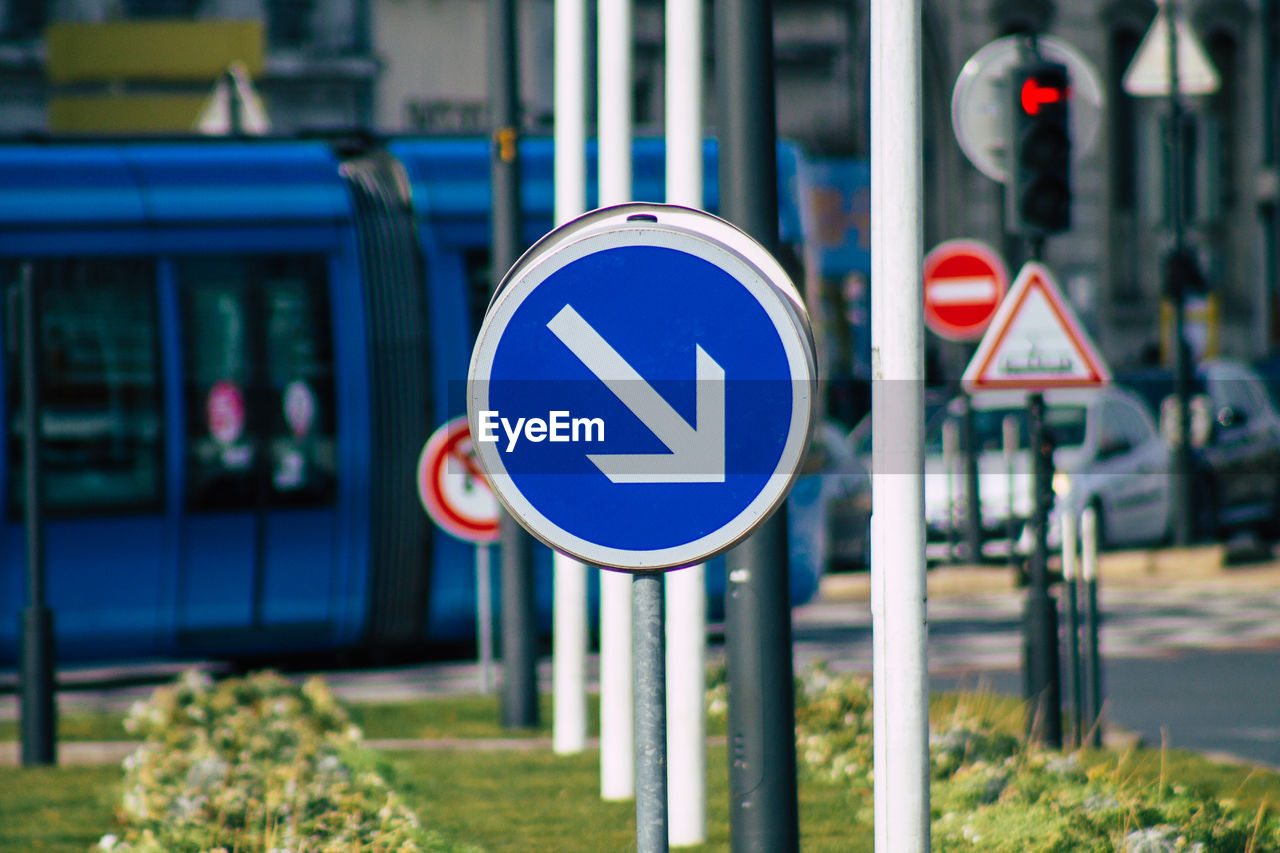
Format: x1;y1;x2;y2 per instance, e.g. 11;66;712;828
468;217;815;571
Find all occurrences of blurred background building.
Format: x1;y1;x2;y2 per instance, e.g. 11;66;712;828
0;0;1274;386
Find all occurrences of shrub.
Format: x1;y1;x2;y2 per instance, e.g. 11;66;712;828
709;663;1280;852
97;670;476;853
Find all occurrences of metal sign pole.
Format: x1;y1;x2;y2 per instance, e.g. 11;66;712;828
1023;392;1062;747
476;544;494;694
1166;0;1197;547
633;572;668;853
960;391;983;562
716;0;800;848
20;262;56;767
488;0;538;730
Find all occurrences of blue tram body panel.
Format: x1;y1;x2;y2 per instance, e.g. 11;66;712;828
0;140;373;663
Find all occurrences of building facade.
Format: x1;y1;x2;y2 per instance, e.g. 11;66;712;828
0;0;377;133
1;0;1274;373
369;0;1276;376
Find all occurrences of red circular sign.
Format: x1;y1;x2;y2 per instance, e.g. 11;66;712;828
418;417;500;543
923;240;1009;341
207;380;246;445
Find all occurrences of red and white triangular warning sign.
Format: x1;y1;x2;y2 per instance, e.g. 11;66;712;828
962;261;1111;392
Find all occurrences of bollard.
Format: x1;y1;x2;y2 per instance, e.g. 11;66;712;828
1002;415;1020;568
943;419;960;564
1080;505;1103;747
1061;507;1082;749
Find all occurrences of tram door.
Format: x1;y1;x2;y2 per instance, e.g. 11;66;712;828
175;255;339;649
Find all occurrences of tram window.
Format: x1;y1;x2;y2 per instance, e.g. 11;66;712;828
463;249;492;338
5;258;163;516
177;255;336;511
179;259;256;511
261;257;337;508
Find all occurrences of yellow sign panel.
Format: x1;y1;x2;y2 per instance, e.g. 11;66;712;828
47;20;264;83
1160;294;1220;364
49;94;208;133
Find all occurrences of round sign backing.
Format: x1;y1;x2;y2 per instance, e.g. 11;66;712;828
468;203;816;571
923;239;1009;341
418;416;500;543
952;35;1105;183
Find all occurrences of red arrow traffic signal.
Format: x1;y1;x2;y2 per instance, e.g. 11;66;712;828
1020;78;1068;115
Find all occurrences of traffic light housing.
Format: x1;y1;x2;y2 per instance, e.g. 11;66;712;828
1007;60;1071;237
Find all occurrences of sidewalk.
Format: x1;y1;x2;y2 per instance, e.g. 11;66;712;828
820;541;1280;602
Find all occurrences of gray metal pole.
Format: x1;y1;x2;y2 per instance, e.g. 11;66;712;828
715;0;800;848
1063;577;1082;747
19;262;56;767
227;70;243;137
1023;393;1062;747
1264;0;1279;348
960;390;983;563
488;0;538;729
633;572;668;853
1166;1;1196;546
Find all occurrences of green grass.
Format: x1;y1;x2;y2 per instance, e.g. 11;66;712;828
1081;746;1280;818
347;691;729;741
385;743;868;853
0;764;118;852
348;693;575;740
3;689;1279;852
0;712;128;743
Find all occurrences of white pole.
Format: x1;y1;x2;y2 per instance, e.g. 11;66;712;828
552;553;588;753
552;0;590;756
599;0;633;207
555;0;588;228
1003;414;1019;552
664;0;706;843
476;544;494;694
1062;505;1078;583
870;0;929;849
1081;506;1098;583
942;419;959;562
598;0;635;802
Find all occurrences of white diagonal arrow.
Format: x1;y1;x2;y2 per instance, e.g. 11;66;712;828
547;304;725;483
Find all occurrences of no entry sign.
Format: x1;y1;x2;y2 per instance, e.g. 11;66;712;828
923;239;1009;341
418;416;500;543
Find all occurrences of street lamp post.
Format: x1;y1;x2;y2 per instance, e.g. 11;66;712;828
1165;1;1196;546
1124;0;1220;544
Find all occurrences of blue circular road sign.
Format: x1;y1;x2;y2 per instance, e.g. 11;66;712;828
468;204;816;571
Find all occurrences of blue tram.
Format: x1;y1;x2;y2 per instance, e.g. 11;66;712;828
0;135;820;664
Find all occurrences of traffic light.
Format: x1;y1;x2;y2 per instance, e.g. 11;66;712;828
1006;60;1071;236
